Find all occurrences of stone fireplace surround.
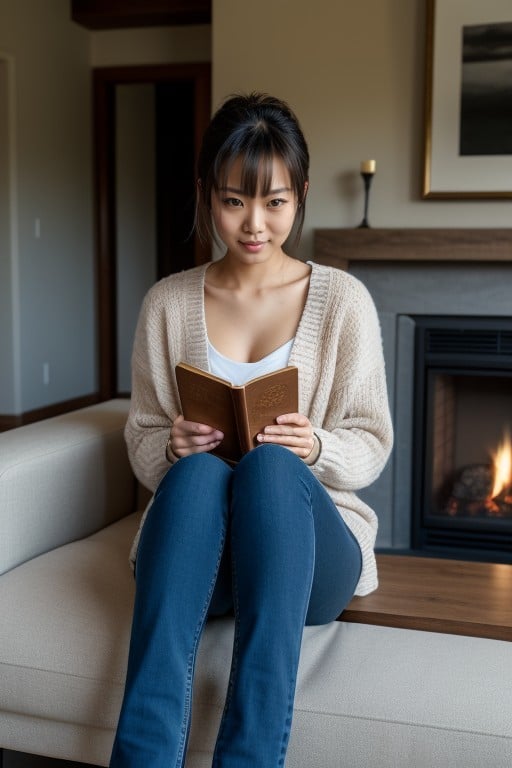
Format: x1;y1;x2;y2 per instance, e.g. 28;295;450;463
314;228;512;557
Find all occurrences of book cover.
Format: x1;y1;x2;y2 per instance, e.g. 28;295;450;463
175;362;299;463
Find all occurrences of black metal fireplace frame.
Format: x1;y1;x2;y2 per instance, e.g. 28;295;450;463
411;315;512;563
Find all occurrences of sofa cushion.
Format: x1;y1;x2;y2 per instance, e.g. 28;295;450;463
0;513;138;730
0;400;134;575
191;619;512;768
0;511;511;767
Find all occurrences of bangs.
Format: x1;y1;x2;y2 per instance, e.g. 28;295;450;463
213;130;296;198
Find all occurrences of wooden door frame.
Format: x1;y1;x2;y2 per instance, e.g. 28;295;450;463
93;62;211;400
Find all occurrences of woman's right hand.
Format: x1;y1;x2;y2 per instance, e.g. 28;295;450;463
169;415;224;458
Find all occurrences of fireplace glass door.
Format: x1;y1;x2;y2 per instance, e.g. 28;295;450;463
412;316;512;562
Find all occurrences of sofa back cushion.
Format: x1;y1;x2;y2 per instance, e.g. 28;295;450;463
0;399;136;575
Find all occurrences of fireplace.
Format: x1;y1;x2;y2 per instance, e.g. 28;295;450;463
411;316;512;562
313;228;512;563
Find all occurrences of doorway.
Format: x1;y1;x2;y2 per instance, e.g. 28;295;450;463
93;63;211;399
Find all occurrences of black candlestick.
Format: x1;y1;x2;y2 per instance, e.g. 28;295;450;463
358;171;374;228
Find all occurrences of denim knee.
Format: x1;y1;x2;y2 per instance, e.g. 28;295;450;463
238;443;302;473
155;452;229;498
235;445;309;496
231;444;313;536
159;451;224;481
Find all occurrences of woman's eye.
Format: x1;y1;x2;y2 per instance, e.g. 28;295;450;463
223;197;243;207
267;198;286;208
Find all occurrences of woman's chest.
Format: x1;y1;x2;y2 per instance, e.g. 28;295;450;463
204;280;309;363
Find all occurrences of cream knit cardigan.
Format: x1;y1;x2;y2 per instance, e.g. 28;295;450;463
125;261;393;596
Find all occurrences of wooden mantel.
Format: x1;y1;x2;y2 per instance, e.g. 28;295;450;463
314;228;512;271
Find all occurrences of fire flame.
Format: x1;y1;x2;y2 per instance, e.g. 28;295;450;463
491;432;512;499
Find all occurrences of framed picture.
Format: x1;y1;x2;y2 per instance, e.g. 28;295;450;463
423;0;512;199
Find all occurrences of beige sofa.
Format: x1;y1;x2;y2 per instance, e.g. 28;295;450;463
0;401;511;767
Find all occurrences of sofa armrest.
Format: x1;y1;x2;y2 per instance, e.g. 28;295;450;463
0;399;136;575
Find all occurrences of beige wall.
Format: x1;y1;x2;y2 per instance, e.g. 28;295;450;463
0;7;210;415
0;0;94;413
213;0;512;261
1;2;510;415
91;25;211;67
0;56;17;412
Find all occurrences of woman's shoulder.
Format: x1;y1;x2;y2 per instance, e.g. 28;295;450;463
143;263;208;306
309;261;376;306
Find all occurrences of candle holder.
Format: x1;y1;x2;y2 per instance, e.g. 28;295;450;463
358;171;374;228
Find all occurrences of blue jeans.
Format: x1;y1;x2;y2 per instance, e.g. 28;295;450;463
110;444;362;768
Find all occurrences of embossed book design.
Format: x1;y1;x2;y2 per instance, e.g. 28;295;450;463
175;362;299;463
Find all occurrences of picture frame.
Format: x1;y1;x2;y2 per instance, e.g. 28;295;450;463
422;0;512;199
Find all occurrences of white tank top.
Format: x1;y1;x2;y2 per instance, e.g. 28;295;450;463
208;338;294;386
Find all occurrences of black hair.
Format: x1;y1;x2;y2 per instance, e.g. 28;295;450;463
196;92;310;248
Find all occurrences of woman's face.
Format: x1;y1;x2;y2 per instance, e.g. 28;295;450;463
210;155;300;264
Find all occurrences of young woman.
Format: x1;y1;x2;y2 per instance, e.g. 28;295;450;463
110;93;393;768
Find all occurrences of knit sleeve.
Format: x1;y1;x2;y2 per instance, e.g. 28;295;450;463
124;282;182;492
309;276;393;492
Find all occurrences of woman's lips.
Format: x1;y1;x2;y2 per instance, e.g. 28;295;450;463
240;240;266;252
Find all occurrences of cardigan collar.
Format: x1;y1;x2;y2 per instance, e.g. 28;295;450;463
185;260;332;405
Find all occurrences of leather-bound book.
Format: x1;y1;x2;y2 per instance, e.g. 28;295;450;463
175;362;299;463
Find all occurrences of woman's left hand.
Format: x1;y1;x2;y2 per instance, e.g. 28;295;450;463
256;413;316;461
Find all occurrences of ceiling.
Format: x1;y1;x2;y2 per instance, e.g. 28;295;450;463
71;0;211;29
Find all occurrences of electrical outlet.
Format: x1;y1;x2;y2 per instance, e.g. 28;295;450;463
43;362;50;386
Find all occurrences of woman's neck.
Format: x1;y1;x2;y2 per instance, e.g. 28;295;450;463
207;251;294;292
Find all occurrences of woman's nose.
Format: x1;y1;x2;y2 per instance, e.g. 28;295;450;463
243;204;264;234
